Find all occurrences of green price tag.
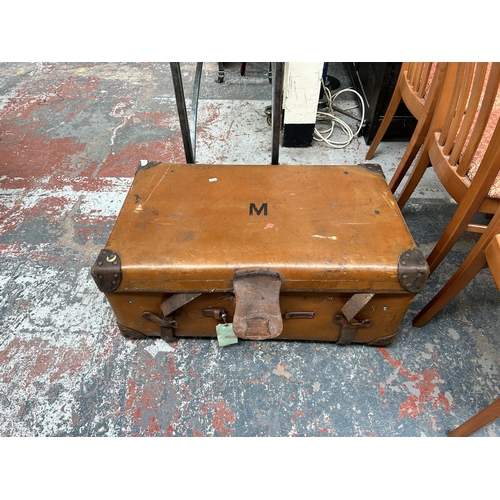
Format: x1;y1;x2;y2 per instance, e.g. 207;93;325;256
216;323;238;347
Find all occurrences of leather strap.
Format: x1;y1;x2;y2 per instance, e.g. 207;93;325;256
336;293;375;345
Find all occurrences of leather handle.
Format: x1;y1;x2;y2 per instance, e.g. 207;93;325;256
232;270;283;340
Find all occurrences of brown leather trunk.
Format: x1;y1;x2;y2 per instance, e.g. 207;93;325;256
92;163;428;346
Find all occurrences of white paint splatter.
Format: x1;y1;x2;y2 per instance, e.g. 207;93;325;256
0;177;131;234
109;102;135;145
444;391;454;408
144;340;175;357
478;355;499;375
0;85;23;112
273;364;292;379
312;234;337;240
403;381;421;397
110;116;130;146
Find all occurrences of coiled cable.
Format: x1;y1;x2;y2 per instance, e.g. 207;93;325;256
313;81;366;148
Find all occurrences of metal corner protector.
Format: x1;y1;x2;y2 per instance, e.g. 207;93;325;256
398;248;429;293
91;248;122;293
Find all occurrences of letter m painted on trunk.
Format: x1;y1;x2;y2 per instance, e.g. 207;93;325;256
249;203;268;216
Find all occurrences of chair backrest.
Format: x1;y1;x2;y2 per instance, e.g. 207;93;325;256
428;63;500;216
376;62;448;192
400;62;436;118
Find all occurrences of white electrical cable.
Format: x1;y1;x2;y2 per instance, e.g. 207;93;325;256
313;82;366;148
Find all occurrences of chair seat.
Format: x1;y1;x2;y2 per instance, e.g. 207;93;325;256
423;63;437;98
466;82;500;200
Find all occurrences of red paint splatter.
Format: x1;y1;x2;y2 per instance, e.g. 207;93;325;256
167;357;183;376
362;430;379;437
245;378;262;384
148;416;160;435
124;373;165;435
211;400;236;437
291;409;305;424
96;137;185;179
0;338;92;390
0;75;186;193
49;344;93;383
124;379;140;415
0;132;87;189
378;348;451;419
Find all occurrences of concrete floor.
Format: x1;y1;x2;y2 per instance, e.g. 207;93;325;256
1;62;500;438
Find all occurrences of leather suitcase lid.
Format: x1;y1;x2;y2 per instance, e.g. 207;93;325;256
104;163;419;293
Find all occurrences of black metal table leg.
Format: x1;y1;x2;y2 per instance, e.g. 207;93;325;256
271;62;285;165
217;62;224;83
170;62;203;164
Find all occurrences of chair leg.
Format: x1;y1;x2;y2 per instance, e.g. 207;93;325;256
426;209;481;276
388;122;428;193
413;208;500;327
365;85;403;160
485;234;500;288
448;397;500;436
395;144;431;209
412;239;488;327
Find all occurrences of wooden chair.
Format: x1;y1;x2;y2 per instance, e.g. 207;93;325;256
448;230;500;436
448;395;500;436
365;62;448;193
403;64;500;437
410;162;500;436
411;209;500;435
396;63;500;276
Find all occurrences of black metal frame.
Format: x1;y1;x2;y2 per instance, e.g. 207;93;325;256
170;62;285;165
170;62;202;164
271;62;285;165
